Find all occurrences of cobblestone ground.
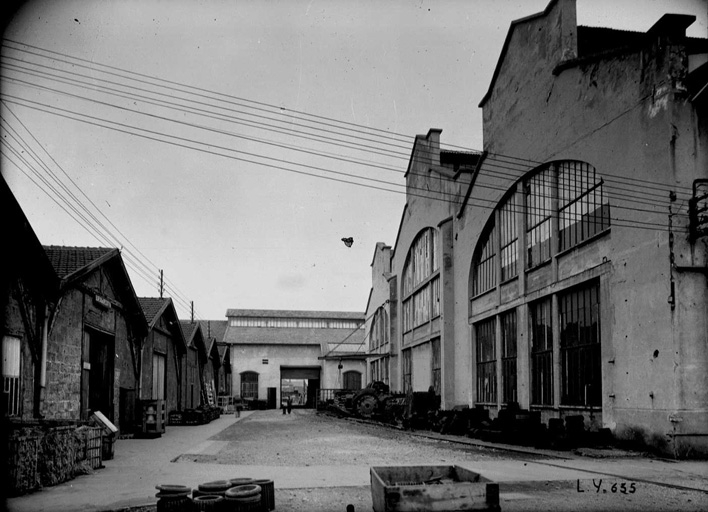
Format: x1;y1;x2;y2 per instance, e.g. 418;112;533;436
177;409;541;466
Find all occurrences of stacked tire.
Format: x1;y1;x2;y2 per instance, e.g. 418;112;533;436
251;479;275;511
192;494;223;511
224;484;262;511
155;485;192;512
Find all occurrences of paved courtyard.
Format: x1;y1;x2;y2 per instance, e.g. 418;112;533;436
5;409;708;512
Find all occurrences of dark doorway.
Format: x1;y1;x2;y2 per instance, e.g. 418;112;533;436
83;329;115;421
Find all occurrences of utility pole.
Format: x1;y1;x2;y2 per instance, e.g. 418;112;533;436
191;301;194;323
159;270;164;298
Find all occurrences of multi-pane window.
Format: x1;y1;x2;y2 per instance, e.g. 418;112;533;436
402;349;412;392
530;298;553;405
526;168;554;268
370;307;389;351
475;319;497;403
229;318;363;329
558;162;610;251
372;356;390;385
500;311;517;404
2;335;21;417
472;223;497;296
431;338;441;395
560;282;601;406
500;194;519;281
471;160;609;301
402;228;439;332
431;277;440;318
240;371;258;399
152;353;165;400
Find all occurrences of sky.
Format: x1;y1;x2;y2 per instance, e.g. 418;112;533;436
2;0;706;322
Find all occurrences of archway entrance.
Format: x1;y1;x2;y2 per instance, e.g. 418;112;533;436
280;366;320;409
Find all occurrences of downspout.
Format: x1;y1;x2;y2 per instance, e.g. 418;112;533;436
38;304;49;416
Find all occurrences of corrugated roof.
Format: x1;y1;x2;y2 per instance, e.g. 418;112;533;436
225;309;365;320
43;246;116;279
138;297;171;325
224;325;365;346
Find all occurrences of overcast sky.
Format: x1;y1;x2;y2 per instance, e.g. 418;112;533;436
2;0;706;321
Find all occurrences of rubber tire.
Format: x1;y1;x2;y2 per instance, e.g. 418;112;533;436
355;394;378;417
198;480;232;492
192;495;223;511
225;484;262;498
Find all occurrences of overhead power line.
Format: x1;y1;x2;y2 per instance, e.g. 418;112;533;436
0;39;693;197
1;94;683;234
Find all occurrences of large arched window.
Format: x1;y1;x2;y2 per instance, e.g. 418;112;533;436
402;228;440;333
240;371;258;399
471;160;609;295
369;307;389;351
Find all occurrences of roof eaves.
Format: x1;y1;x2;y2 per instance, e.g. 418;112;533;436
60;248;120;290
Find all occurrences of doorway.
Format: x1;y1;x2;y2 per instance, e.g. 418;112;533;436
83;329;115;421
280;366;320;408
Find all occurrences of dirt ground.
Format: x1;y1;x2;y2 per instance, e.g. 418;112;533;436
176;408;539;466
163;410;707;512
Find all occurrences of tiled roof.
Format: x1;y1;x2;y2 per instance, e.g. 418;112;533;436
43;246;116;279
138;297;170;325
180;321;199;342
225;309;364;320
199;320;228;342
224;325;365;346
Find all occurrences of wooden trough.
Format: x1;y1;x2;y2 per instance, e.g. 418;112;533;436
370;465;500;512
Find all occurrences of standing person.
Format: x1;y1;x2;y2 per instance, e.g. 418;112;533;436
287;395;293;414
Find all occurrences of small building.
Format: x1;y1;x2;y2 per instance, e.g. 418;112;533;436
180;320;207;409
2;177;59;421
224;309;366;408
138;298;187;418
37;245;148;432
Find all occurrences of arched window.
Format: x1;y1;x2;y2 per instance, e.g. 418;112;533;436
402;228;440;333
369;307;389;351
342;371;362;390
471;160;609;296
240;371;258;399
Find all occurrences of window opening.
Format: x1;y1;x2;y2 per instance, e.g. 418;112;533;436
530;298;553;405
402;349;412;393
475;319;497;403
526;168;553;268
560;282;601;406
240;371;258;399
501;310;517;404
2;335;21;417
431;338;441;395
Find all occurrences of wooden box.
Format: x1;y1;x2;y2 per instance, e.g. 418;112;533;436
370;465;499;512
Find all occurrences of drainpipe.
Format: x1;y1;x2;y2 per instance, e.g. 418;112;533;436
39;304;49;414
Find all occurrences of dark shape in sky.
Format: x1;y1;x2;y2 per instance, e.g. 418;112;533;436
342;237;354;247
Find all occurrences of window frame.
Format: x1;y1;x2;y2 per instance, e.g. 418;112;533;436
402;228;440;333
500;310;518;405
530;298;554;406
559;281;602;407
402;349;412;393
475;318;497;404
240;371;259;399
2;335;21;417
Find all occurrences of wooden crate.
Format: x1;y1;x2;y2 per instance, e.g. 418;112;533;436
84;426;103;469
370;465;499;512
